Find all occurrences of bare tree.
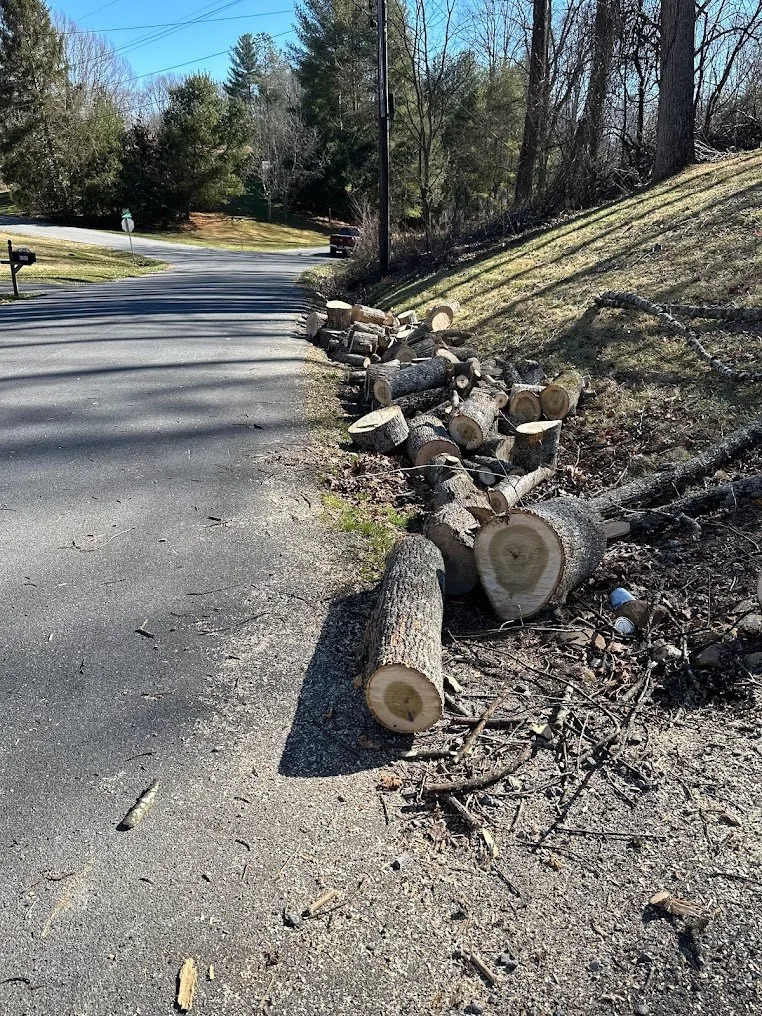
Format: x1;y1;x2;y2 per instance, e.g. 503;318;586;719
514;0;551;203
652;0;695;179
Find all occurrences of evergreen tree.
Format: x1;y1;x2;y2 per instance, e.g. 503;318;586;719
158;73;249;218
224;33;278;107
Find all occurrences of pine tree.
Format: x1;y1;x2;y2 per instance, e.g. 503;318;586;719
225;33;278;107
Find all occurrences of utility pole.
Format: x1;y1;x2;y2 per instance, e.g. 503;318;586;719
377;0;390;275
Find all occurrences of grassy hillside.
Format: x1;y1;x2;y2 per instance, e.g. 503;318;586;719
0;230;164;295
379;151;762;430
134;210;330;250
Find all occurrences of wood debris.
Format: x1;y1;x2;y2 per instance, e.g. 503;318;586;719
176;958;198;1012
118;779;159;830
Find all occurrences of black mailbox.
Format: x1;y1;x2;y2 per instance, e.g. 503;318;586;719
11;248;36;266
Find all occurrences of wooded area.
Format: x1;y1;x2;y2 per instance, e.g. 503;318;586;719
1;0;761;236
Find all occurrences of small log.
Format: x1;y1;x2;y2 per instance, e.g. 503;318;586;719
347;370;366;385
540;371;584;420
424;504;480;595
512;420;562;471
488;466;555;514
474;497;607;620
375;357;449;405
330;350;367;368
465;455;512;487
432;471;494;522
326;300;353;329
306;310;327;339
425;301;460;332
406;414;461;468
449;389;501;452
382;340;415;363
433;329;474;347
365;360;400;400
398;309;418;326
481;433;514;461
410;334;439;358
347;334;377;357
349;406;409;453
509;384;543;423
351;304;387;327
502;362;522;386
394;387;450;418
365;536;445;732
435;347;461;365
424;452;463;486
317;327;346;350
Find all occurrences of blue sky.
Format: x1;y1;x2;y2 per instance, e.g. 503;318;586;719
52;0;298;84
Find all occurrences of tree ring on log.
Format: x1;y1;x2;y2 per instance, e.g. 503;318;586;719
366;667;443;732
474;514;563;619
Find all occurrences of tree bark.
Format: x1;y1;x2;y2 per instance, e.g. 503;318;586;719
364;536;445;733
406;414;461;467
306;310;328;339
512;420;562;471
326;300;353;329
431;470;494;522
349;406;410;453
475;497;607;620
540;371;584;419
509;384;543;423
488;466;556;514
351;304;388;327
424;503;480;595
652;0;695;182
448;389;501;451
393;387;451;417
514;0;551;204
375;357;449;405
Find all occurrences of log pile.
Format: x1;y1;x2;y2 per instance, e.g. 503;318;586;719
304;297;762;734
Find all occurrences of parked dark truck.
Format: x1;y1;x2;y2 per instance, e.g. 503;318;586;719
329;226;360;257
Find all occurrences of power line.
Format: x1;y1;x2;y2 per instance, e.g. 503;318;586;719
77;0;122;21
66;10;293;35
114;0;255;57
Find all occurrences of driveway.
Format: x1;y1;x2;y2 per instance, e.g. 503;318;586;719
0;226;466;1015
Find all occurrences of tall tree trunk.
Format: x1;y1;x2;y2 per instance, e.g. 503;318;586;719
652;0;695;182
514;0;551;205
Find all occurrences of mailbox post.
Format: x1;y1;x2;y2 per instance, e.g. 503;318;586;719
3;240;36;298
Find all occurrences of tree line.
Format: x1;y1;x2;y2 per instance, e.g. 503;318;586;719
0;0;760;239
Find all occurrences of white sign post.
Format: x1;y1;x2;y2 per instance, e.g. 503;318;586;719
121;208;136;263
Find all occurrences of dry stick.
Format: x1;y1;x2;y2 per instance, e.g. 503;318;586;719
454;686;512;762
444;793;484;830
661;303;762;323
625;474;762;534
423;745;533;795
554;825;667;840
595;290;762;382
465;951;500;986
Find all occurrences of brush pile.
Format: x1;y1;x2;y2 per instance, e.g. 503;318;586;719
305;297;762;739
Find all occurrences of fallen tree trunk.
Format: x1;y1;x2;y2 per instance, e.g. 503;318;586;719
326;300;353;330
349;406;409;453
406;414;461;468
590;413;762;516
432;471;494;521
424;503;480;595
364;536;445;732
475;497;607;620
595;290;762;383
488;466;556;514
509;384;543;423
540;371;584;420
375;357;449;405
618;474;762;535
394;387;451;418
330;350;367;368
449;389;501;451
660;303;762;324
512;420;562;471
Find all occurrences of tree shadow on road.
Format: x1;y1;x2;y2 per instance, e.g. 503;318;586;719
278;586;414;777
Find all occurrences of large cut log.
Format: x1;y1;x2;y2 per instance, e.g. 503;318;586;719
351;304;387;327
365;360;400;401
408;334;439;358
326;300;353;329
382;340;415;363
375;357;449;405
432;471;494;522
474;497;607;620
394;387;450;418
448;389;501;451
540;371;584;420
618;474;762;535
347;333;377;356
424;504;480;595
425;301;460;332
518;360;545;385
349;406;409;453
509;384;543;423
512;420;562;471
364;536;445;732
306;310;328;339
590;413;762;516
398;309;418;326
406;414;460;468
488;466;555;514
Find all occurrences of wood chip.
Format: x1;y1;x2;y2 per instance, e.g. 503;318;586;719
304;888;338;917
176;958;198;1011
118;779;159;830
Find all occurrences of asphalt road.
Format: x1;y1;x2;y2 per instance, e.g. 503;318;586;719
0;226;445;1015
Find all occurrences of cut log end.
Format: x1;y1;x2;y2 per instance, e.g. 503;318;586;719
366;665;443;733
348;406;409;453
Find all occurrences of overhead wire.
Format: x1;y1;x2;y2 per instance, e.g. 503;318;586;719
65;10;293;35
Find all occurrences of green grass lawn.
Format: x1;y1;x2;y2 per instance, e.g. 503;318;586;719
132;210;330;250
375;151;762;430
0;229;165;292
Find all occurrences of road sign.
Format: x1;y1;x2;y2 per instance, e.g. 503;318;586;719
121;216;135;234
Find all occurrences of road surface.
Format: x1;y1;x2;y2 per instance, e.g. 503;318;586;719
0;225;461;1015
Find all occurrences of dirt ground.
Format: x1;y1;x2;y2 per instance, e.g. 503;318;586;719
308;331;762;1015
